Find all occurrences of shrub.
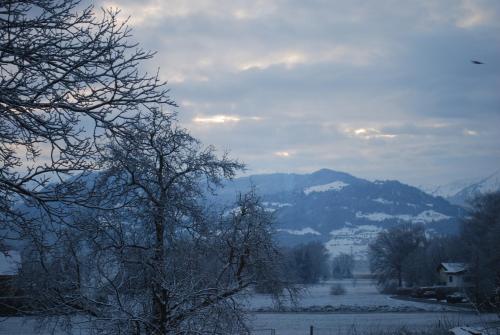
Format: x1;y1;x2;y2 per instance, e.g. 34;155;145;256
330;283;346;295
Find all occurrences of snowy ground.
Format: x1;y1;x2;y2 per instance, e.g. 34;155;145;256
244;279;469;312
248;312;499;335
1;280;498;334
1;313;498;335
245;279;499;334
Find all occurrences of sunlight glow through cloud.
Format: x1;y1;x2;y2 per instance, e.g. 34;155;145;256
463;129;478;136
193;115;241;124
456;0;492;28
192;115;263;124
238;52;307;71
275;151;291;157
345;128;397;140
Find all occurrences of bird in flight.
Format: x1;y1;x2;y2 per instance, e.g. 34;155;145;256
471;60;484;64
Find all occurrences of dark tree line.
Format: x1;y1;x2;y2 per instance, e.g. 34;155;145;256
256;241;350;290
461;192;500;309
331;253;355;279
289;241;330;284
369;224;428;289
369;192;500;311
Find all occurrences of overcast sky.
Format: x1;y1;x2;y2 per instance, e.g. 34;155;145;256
98;0;500;187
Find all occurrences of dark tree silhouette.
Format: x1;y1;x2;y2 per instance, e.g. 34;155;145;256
0;0;173;245
369;224;426;289
291;241;329;284
461;192;500;311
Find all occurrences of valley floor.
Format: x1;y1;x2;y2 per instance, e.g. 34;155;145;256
0;280;498;334
245;279;499;334
244;279;470;312
249;312;499;335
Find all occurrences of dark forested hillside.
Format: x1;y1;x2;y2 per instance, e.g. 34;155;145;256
210;169;465;259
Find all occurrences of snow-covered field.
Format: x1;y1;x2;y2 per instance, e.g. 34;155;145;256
249;312;499;335
245;279;499;334
244;279;467;312
1;313;498;335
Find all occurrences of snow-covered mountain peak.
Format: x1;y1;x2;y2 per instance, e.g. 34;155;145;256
210;168;464;259
304;181;349;195
423;177;479;198
474;170;500;194
427;170;500;206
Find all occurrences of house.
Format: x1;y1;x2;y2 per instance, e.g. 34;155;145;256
437;262;472;288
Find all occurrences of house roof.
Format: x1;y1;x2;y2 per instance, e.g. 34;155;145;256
439;262;468;274
0;251;20;276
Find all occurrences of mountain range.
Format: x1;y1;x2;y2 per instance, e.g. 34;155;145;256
210;169;473;260
423;170;500;206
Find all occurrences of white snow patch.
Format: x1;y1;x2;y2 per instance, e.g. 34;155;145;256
423;177;478;198
372;198;394;205
223;206;242;216
304;181;349;195
475;171;500;193
262;202;292;208
326;225;383;260
355;212;410;222
277;227;321;236
413;210;451;223
355;210;451;223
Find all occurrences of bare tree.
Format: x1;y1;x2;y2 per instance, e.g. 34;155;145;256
461;192;500;312
369;224;426;289
331;253;354;279
19;110;288;334
100;109;243;334
0;0;173;245
290;241;329;284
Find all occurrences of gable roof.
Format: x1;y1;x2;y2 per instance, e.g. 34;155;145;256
438;262;468;274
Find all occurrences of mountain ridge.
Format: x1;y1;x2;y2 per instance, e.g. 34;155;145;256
211;168;466;260
422;170;500;206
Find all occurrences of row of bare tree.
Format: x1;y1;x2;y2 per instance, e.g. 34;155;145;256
1;1;289;334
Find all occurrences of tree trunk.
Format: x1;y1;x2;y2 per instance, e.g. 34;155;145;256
152;209;167;335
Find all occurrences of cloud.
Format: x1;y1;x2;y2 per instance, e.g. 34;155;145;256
463;129;478;136
237;45;383;72
192;114;262;125
344;127;397;140
94;0;500;187
275;151;291;157
101;0;279;26
238;52;307;71
193;115;240;124
455;0;494;28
